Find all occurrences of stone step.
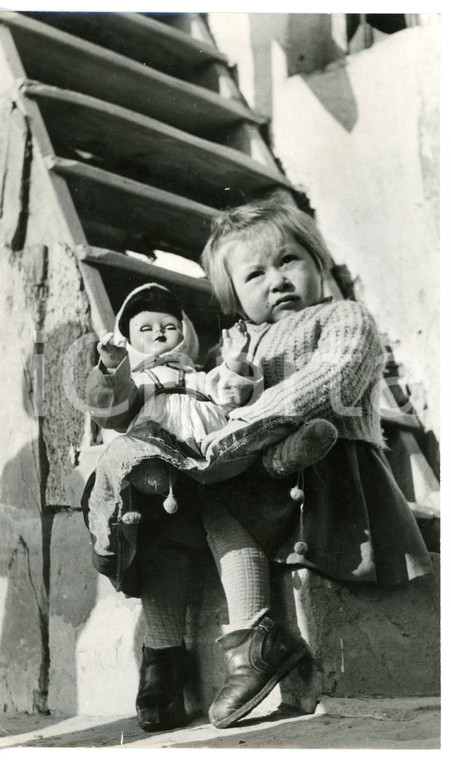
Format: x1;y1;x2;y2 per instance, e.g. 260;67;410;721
0;697;441;749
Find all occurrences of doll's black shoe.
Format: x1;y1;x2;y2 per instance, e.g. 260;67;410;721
136;643;187;732
208;615;311;729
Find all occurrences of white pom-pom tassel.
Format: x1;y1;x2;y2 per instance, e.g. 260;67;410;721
163;485;178;514
290;485;304;503
294;540;309;555
121;511;141;525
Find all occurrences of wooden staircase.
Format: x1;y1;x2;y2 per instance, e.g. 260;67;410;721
0;10;439;538
0;11;310;345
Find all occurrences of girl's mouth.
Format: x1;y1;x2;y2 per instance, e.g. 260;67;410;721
274;295;300;307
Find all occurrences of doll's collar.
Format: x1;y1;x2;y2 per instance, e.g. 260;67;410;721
132;351;195;374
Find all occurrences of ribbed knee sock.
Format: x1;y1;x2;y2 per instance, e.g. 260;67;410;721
203;503;271;631
140;545;191;649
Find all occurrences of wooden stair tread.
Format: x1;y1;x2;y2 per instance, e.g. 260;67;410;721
22;11;228;80
76;246;220;340
47;156;216;258
78;247;211;295
22;80;291;208
1;12;265;138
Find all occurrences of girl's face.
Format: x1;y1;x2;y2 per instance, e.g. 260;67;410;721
225;233;323;324
128;311;183;356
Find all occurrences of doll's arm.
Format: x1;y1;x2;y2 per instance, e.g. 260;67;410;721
228;301;383;424
86;354;143;432
206;362;263;410
205;319;263;409
221;320;251;376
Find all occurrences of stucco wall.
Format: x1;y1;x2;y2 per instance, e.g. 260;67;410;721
210;17;440;442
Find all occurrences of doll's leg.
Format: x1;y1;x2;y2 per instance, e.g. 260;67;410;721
136;543;191;732
263;419;337;478
140;543;191;647
202;503;310;729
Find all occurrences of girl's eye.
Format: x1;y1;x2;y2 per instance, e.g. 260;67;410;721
245;270;263;282
164;324;177;330
281;254;298;265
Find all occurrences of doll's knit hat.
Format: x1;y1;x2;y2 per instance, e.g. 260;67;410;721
118;286;183;339
114;283;199;367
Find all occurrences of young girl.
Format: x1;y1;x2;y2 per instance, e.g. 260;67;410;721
194;194;432;730
83;197;431;734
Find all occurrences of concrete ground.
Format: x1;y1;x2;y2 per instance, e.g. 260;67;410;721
0;697;440;751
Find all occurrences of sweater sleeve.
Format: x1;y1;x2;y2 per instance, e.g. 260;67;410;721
228;301;384;424
86;355;143;432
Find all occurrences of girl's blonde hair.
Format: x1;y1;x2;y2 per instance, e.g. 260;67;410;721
201;193;334;315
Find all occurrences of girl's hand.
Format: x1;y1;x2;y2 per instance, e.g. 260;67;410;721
200;418;248;458
97;331;127;370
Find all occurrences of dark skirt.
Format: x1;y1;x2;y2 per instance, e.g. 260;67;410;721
195;439;433;589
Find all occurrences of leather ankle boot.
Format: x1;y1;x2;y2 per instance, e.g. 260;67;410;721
209;615;312;729
136;643;188;732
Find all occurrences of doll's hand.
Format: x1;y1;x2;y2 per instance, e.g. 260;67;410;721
222;320;251;376
222;320;250;357
97;331;127;370
200;418;248;459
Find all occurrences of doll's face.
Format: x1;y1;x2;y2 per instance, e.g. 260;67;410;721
128;311;183;356
225;233;323;324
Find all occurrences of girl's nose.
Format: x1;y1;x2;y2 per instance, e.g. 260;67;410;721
268;267;289;290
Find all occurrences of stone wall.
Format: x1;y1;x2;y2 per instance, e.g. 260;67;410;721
0;238;94;713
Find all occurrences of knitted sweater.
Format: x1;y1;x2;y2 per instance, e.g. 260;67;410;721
228;299;385;448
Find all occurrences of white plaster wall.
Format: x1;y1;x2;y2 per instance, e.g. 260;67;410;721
209;17;440;440
272;26;440;439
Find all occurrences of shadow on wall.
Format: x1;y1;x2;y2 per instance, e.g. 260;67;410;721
300;66;358;133
0;324;97;714
0;318;216;716
248;13;358;133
